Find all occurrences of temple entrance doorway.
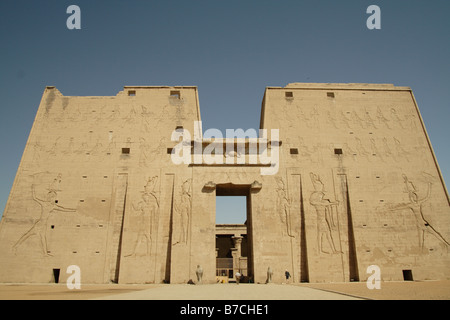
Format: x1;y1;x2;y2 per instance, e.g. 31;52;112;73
215;184;254;283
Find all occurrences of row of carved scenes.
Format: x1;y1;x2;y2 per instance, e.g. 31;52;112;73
42;90;183;123
287;136;425;164
283;91;418;131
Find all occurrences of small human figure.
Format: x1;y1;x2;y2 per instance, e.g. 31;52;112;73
285;270;291;283
235;271;241;284
266;267;273;284
196;265;203;284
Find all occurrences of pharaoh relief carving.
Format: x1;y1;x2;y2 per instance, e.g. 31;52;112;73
12;173;77;256
389;173;449;249
173;179;192;246
309;172;341;254
125;176;159;257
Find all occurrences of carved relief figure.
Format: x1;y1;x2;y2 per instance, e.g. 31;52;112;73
174;179;192;245
275;177;294;237
370;138;384;162
389;174;449;249
393;137;410;162
47;137;61;156
339;111;352;129
343;143;357;162
126;176;159;257
377;107;391;129
404;110;417;129
13;174;76;256
138;137;150;167
298;138;316;162
381;137;395;162
309;172;341;254
310;106;320;128
364;109;377;129
390;108;405;129
355;137;371;161
103;136;116;155
326;111;339;129
88;138;103;156
352;110;366;128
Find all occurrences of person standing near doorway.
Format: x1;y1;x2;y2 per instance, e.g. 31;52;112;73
235;271;241;284
285;270;291;283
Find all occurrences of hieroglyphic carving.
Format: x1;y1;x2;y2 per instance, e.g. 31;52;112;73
389;174;449;249
125;176;159;257
13;173;76;256
309;172;341;254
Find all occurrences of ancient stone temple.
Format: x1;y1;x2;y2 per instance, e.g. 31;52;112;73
0;83;448;284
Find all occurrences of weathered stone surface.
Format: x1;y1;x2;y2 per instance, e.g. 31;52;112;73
0;83;448;284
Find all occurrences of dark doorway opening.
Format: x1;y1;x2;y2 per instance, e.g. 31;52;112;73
52;268;60;283
402;269;413;281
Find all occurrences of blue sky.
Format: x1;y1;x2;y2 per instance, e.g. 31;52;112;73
0;0;449;221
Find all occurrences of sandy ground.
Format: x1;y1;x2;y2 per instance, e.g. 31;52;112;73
302;280;450;300
0;280;448;300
